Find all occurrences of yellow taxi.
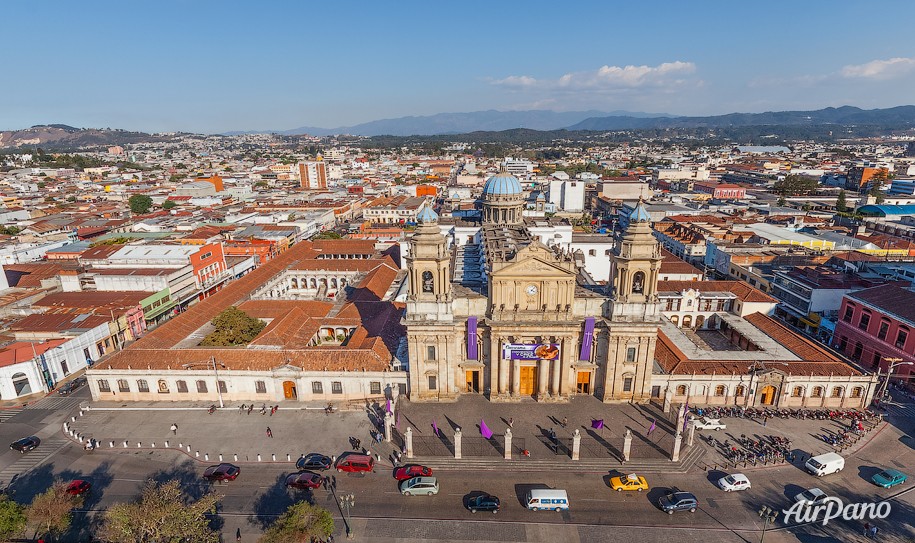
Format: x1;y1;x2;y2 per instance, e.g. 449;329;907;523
609;473;649;492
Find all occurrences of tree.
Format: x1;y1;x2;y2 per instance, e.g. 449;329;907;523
161;200;177;210
200;306;266;346
835;189;847;213
773;174;819;196
26;482;82;541
0;494;26;541
259;502;334;543
314;231;342;240
128;194;153;215
101;480;219;543
776;196;787;207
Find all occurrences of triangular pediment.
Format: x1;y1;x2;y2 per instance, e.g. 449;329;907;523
494;254;576;278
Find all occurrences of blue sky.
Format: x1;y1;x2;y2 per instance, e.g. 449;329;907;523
2;0;914;133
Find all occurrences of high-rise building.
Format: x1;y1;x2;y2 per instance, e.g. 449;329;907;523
298;159;327;189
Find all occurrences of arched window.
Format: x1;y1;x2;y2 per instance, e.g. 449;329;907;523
831;387;844;398
696;315;705;329
683;315;692;328
632;271;645;294
422;271;434;293
792;386;804;397
735;385;745;397
330;278;338;289
670;315;679;326
851;387;863;398
714;385;726;396
309;278;317;289
811;386;824;397
11;372;31;396
675;385;687;396
291;278;298;289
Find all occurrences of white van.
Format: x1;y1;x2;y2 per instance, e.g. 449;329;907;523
525;489;570;511
804;452;845;477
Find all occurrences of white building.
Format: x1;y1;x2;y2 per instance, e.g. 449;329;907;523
548;179;585;213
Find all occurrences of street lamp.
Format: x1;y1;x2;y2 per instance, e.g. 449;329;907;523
877;357;913;401
182;356;226;408
758;505;779;543
339;493;355;540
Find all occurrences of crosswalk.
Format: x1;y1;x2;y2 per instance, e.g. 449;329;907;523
0;408;26;424
0;437;71;484
30;396;84;412
881;402;915;418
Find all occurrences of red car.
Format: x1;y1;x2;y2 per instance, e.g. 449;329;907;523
66;480;91;496
203;463;240;482
285;471;324;490
394;465;433;481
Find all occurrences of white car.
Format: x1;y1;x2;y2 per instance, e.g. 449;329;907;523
794;488;828;507
717;473;751;492
692;417;726;431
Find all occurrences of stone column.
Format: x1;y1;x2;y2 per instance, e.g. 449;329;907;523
623;429;632;462
687;420;696;447
454;427;462;460
504;428;512;460
538;359;549;397
511;360;521;398
571;428;581;461
384;411;393;443
671;433;683;462
405;427;414;459
489;335;500;395
663;387;672;413
498;356;509;395
550;359;561;396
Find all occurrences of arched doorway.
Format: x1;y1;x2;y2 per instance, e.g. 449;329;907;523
282;381;297;400
760;385;777;405
12;373;31;396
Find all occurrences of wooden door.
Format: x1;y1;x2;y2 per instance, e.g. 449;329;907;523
576;371;591;394
465;370;479;393
760;385;775;405
283;381;297;399
520;366;537;396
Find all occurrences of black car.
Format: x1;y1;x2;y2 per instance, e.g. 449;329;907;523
57;378;86;396
202;463;240;482
10;436;40;453
467;493;500;513
296;453;332;471
658;491;698;514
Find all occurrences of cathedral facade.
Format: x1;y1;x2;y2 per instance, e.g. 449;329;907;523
405;172;661;403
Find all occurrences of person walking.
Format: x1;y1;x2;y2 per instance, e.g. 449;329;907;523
508;417;513;429
864;522;871;537
561;417;568;429
266;427;273;438
248;404;253;415
170;423;178;436
870;525;878;539
236;528;241;542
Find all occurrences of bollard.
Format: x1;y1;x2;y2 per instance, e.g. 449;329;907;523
64;422;69;431
623;429;633;462
196;451;200;458
405;427;414;459
151;443;155;448
78;436;83;443
219;454;223;462
453;428;462;460
287;454;291;462
164;441;169;448
71;416;76;422
179;443;183;449
204;453;209;461
186;445;191;453
571;428;581;461
137;442;142;448
109;441;114;448
234;454;238;462
123;441;128;448
504;428;512;460
272;454;276;462
257;454;262;462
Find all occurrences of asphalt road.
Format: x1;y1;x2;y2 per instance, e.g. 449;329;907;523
0;391;912;543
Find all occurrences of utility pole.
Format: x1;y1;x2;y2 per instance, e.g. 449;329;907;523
212;356;224;408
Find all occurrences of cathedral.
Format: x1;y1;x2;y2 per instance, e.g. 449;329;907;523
405;171;662;403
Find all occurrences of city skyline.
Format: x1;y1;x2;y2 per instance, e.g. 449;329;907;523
3;0;915;133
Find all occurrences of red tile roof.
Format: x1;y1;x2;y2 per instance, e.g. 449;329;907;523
657;280;777;303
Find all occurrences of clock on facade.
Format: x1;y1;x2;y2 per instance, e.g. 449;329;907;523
525;284;538;296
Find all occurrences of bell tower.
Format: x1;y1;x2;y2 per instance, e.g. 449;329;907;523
405;206;452;321
600;199;661;403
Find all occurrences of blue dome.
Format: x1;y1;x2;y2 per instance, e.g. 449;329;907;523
482;173;522;196
416;206;439;223
630;200;651;223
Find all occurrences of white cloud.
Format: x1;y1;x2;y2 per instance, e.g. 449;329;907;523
493;61;697;91
841;57;915;79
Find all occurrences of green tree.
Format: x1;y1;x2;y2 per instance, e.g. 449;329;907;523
776;196;787;207
258;502;334;543
0;494;26;541
101;480;219;543
773;174;819;196
128;194;153;215
161;200;177;210
314;231;342;240
26;482;82;541
200;306;266;346
0;226;22;236
835;189;847;213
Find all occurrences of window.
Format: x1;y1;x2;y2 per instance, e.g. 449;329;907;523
675;385;687;396
196;380;208;393
588;249;596;256
626;347;637;363
421;271;434;293
137;380;149;393
426;346;436;361
83;348;91;360
735;385;745;397
852;342;863;361
714;385;726;396
858;312;870;331
97;379;110;392
331;381;343;394
877;321;890;341
831;387;844;398
838;336;848;352
896;328;908;349
792;386;803;397
873;352;882;367
623;377;633;392
851;387;863;398
117;379;130;393
842;306;854;322
312;381;323;394
176;380;188;393
811;386;824;398
370;381;382;395
255;381;267;394
218;381;228;394
428;376;437;390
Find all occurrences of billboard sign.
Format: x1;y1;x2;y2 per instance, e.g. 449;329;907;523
502;343;560;360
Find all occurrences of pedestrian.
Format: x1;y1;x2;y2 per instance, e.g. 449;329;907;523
248;404;253;415
269;405;274;417
763;415;768;427
561;417;568;429
864;522;871;537
236;528;241;542
266;427;273;438
239;404;245;414
508;417;513;428
870;525;878;539
170;423;178;436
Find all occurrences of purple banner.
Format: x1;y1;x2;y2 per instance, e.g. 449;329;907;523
480;419;493;439
467;317;478;360
579;317;595;361
502;343;560;360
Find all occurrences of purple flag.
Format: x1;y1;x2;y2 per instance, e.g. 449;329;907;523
591;419;604;430
480;419;493;439
386;399;392;414
647;419;657;436
432;419;439;437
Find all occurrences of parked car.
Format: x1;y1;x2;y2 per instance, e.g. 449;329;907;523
871;468;908;489
296;454;332;471
285;472;324;490
658;491;698;514
203;463;240;482
717;473;751;492
467;493;500;513
10;436;40;453
57;378;86;396
394;465;433;481
399;476;439;496
66;480;92;496
334;453;374;473
794;488;828;507
609;473;649;492
692;417;726;431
